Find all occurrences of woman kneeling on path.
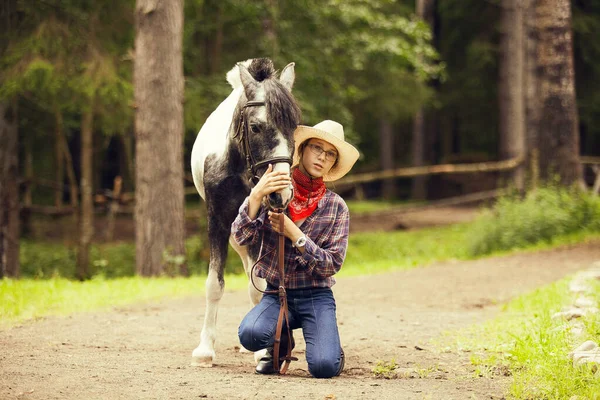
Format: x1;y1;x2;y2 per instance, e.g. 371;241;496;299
232;120;360;378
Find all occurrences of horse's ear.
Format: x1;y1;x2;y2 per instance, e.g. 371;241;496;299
279;62;295;92
238;63;257;99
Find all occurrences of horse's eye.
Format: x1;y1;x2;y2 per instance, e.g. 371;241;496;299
250;124;260;134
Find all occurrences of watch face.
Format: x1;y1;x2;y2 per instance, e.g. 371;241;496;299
296;236;306;247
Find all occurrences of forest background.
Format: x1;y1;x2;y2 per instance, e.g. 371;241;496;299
1;0;599;279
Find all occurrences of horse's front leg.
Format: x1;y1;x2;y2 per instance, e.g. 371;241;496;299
191;221;229;367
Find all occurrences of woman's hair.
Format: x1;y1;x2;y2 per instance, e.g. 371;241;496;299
298;139;339;169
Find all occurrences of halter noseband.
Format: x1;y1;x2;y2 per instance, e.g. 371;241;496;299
233;100;294;185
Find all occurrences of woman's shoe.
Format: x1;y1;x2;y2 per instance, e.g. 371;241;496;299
255;347;276;374
255;332;295;375
335;348;345;376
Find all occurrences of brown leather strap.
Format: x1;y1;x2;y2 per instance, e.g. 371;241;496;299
249;211;297;374
271;211;297;374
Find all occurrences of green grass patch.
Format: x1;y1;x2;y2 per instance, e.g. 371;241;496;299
345;199;422;215
0;274;249;328
8;186;600;330
467;186;600;256
341;223;470;275
443;279;600;399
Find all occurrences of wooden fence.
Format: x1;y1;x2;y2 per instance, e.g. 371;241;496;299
20;154;600;219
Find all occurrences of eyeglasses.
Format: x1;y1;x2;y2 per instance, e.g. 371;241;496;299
307;143;338;162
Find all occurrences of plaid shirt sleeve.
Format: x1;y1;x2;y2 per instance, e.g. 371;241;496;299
297;197;349;278
231;197;267;246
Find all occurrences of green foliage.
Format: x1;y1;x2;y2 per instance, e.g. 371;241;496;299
345;199;423;214
467;186;600;256
19;236;245;280
573;1;600;153
445;279;600;399
1;0;134;150
181;0;442;149
372;359;398;378
18;191;600;281
343;223;470;275
435;0;501;156
3;0;600;202
0;274;250;328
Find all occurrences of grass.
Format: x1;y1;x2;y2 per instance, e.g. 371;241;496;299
345;199;422;215
4;227;599;330
342;223;470;275
4;190;600;396
0;274;249;328
442;279;600;399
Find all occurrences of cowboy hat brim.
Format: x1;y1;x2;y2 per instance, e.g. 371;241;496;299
293;125;359;182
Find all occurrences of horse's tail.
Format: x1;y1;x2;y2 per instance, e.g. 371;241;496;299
226;59;253;89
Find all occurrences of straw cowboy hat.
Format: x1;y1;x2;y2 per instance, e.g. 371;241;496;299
293;120;360;182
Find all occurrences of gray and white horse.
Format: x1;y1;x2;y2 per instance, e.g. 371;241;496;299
190;58;300;366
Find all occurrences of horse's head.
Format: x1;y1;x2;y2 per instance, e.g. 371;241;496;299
234;59;300;209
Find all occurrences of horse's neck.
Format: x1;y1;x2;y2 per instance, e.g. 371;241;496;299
200;87;244;148
191;87;246;198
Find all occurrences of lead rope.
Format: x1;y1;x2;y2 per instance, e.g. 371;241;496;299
250;210;297;374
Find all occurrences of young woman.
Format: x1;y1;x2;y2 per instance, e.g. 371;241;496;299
232;120;359;378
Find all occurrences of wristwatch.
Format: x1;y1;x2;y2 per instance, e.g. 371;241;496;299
293;235;307;248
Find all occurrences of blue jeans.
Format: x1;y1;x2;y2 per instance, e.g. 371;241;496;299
238;284;342;378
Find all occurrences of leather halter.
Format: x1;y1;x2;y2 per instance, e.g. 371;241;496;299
250;211;297;374
233;100;293;185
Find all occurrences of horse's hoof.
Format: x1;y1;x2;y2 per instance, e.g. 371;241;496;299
191;347;214;367
190;357;214;367
239;345;251;353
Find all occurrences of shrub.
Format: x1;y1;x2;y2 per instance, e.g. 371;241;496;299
467;186;600;256
19;237;245;280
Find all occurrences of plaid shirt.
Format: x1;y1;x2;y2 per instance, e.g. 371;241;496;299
231;190;350;289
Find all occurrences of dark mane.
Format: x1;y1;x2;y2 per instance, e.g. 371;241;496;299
232;59;301;136
247;58;275;82
264;79;301;133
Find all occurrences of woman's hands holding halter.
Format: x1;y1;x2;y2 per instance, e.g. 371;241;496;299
248;164;305;249
251;164;291;201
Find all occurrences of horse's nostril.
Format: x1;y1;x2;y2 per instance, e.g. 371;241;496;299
268;192;281;204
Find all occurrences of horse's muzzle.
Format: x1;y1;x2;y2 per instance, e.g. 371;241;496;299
268;185;293;209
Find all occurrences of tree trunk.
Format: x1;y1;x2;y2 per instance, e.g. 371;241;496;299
61;130;79;207
208;2;224;74
76;103;94;280
379;119;395;199
411;0;436;200
411;109;427;199
122;132;135;191
499;0;526;191
534;0;582;186
21;139;33;237
23;141;33;207
263;0;279;58
134;0;186;276
54;105;64;207
524;0;540;188
0;101;20;278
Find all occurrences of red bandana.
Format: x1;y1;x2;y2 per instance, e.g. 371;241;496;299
288;168;326;222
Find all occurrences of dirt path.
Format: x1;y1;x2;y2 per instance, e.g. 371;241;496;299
2;241;599;400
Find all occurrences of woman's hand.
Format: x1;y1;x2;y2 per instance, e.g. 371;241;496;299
268;211;303;243
250;164;291;201
247;164;291;219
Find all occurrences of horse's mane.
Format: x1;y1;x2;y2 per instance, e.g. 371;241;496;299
230;58;301;135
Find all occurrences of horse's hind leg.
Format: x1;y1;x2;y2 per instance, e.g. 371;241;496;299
229;238;266;306
191;222;229;367
229;238;268;362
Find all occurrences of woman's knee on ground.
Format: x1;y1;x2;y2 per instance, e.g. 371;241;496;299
308;356;339;379
238;323;271;352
